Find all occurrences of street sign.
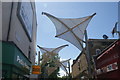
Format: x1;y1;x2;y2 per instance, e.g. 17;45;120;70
32;65;41;74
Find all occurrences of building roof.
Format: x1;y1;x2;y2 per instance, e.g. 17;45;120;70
71;39;117;67
96;39;120;59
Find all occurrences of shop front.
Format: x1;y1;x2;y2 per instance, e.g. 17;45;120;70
1;42;31;79
96;40;120;79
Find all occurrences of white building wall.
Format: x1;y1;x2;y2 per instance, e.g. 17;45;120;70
1;2;12;41
2;1;37;78
8;2;30;57
2;1;37;67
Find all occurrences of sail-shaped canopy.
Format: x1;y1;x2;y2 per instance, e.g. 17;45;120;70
59;58;71;75
42;12;96;51
46;59;71;76
37;44;68;66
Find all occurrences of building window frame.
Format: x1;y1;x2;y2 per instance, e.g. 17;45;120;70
17;1;34;42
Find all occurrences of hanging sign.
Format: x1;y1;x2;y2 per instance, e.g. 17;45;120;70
96;62;118;75
32;65;41;74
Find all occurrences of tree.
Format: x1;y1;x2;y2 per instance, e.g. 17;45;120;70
47;54;60;78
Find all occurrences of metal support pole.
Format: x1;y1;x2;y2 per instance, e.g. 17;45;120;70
118;32;120;39
115;22;120;39
85;30;91;79
38;51;40;79
68;60;71;80
92;55;97;79
38;51;40;65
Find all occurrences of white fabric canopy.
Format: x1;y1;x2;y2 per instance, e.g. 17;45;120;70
42;12;96;51
37;44;68;66
59;58;71;75
45;58;71;76
46;59;70;75
60;60;69;74
37;44;68;55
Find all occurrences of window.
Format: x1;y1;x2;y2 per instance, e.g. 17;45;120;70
17;1;33;41
96;49;101;55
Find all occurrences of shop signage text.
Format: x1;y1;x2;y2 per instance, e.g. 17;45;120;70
96;62;118;75
17;55;30;70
